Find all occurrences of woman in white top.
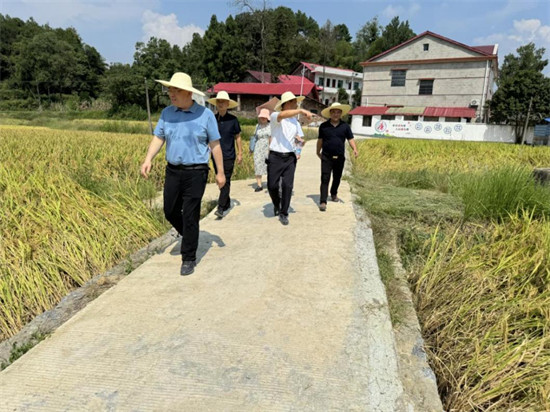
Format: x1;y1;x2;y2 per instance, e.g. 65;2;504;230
267;91;312;226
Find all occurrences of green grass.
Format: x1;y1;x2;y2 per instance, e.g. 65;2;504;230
350;138;550;411
451;165;550;221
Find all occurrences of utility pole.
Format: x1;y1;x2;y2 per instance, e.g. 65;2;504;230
520;96;533;145
144;78;153;135
300;65;306;96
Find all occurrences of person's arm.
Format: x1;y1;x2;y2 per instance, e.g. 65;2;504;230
346;125;358;158
235;133;242;164
316;138;323;159
277;108;312;122
140;136;165;178
209;140;226;189
348;138;358;158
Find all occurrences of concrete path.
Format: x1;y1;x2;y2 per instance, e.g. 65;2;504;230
1;142;413;411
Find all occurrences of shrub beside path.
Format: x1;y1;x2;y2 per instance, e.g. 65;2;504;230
0;142;441;411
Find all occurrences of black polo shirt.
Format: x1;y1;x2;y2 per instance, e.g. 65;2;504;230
215;112;241;160
318;120;354;156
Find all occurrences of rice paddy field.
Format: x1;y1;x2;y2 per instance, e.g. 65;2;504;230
0;124;256;344
351;138;550;411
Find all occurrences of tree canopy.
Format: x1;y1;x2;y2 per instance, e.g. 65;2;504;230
0;11;417;114
488;43;550;142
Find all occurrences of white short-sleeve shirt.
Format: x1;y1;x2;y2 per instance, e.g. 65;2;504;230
269;112;304;153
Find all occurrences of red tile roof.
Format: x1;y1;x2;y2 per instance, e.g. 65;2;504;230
349;106;388;115
278;74;311;84
423;107;476;118
211;82;317;97
472;45;496;55
350;106;476;118
246;70;273;83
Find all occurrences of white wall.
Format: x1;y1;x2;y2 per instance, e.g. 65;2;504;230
351;115;535;144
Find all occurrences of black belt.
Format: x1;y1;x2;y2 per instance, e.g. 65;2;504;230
270;150;295;158
323;153;344;160
167;163;209;170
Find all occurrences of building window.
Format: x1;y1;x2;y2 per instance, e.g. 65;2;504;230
337;80;343;88
445;117;460;122
318;77;324;86
354;82;360;90
326;78;330;87
424;116;439;122
419;79;434;95
362;116;372;127
381;115;395;120
423;43;429;51
324;99;330;105
391;70;406;87
404;115;419;121
332;79;336;88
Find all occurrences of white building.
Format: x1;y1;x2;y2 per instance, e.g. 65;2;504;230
350;31;504;140
291;62;362;107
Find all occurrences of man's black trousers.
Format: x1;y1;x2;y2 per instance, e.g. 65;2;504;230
320;153;345;204
212;157;235;211
163;164;208;262
267;151;296;216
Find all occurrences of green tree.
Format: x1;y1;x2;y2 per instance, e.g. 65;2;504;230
13;31;79;106
354;17;381;63
366;16;415;59
488;43;550;143
337;87;349;103
101;63;144;110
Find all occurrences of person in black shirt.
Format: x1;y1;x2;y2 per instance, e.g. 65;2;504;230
208;91;243;218
316;102;358;212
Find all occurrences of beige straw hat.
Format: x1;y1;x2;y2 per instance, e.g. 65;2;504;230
321;102;351;118
155;72;205;96
207;91;239;109
274;91;305;111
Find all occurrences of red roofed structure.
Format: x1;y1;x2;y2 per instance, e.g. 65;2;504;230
209;80;324;114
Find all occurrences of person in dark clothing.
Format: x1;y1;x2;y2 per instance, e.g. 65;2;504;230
316;102;358;212
207;91;242;219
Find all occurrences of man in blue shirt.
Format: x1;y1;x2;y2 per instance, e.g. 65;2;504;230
141;72;225;276
316;102;358;212
207;91;242;218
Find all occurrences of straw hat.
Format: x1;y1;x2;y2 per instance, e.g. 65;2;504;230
258;108;270;120
155;72;205;96
207;91;239;109
274;91;305;111
321;102;351;118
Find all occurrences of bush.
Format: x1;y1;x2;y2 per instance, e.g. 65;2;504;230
108;104;148;120
453;166;550;221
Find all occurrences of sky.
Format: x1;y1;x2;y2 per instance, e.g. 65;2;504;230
2;0;550;75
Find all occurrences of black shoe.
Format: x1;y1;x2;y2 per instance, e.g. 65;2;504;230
180;261;196;276
279;214;289;225
214;208;224;218
319;203;327;212
254;186;263;192
274;205;280;216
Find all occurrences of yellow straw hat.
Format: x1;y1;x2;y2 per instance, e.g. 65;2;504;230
207;91;239;109
274;91;305;111
155;72;205;96
321;102;351;118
